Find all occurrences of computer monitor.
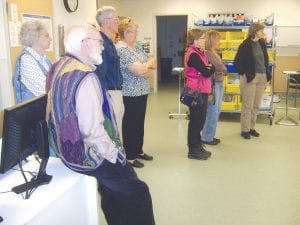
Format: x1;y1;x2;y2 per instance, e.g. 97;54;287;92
0;94;52;197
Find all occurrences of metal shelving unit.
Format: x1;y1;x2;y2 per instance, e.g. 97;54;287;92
195;24;276;125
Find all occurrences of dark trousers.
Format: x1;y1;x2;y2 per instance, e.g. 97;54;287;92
81;160;155;225
122;95;148;160
188;94;208;150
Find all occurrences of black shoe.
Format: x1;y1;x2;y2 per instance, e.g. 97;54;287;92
202;138;220;145
200;145;212;157
188;148;211;160
137;153;153;161
127;159;144;168
241;131;251;139
249;129;260;137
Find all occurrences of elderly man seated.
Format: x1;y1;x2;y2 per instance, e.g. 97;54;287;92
46;25;155;225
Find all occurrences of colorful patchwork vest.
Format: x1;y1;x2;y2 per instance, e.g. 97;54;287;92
47;55;125;172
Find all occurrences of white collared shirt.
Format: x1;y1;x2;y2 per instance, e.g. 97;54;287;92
75;73;119;163
20;47;50;96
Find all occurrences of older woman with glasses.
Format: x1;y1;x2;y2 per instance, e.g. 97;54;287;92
13;20;52;103
116;17;156;168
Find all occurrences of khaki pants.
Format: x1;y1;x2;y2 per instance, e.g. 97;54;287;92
108;90;125;140
240;73;267;132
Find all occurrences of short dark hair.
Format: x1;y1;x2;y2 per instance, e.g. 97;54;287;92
248;22;265;38
186;28;206;45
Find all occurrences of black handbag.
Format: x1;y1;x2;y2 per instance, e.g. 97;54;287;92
180;86;203;108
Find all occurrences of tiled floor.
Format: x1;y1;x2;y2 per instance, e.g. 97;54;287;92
100;81;300;225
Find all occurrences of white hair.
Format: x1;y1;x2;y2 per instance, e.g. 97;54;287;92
95;6;116;26
20;20;47;46
64;25;92;54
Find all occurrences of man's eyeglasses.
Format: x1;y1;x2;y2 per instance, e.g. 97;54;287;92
84;37;104;45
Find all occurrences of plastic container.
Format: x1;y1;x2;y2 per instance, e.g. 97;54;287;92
221;94;239;110
227;31;247;40
267;50;274;62
227;40;243;48
222;50;237;60
225;63;238;73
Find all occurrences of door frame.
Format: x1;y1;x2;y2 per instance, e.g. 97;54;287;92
152;12;189;92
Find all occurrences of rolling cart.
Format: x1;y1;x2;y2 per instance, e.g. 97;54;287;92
168;67;189;119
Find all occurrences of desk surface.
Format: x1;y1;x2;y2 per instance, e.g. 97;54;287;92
0;157;99;225
283;70;300;75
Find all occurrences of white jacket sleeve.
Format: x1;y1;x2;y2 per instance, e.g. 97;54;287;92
75;73;119;163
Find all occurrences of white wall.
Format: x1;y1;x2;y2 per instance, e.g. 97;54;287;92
121;0;300;26
120;0;300;91
52;0;97;59
97;0;121;12
0;0;14;109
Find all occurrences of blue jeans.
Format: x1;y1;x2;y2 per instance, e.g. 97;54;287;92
202;81;224;142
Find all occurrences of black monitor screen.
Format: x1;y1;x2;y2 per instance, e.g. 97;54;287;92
0;94;48;174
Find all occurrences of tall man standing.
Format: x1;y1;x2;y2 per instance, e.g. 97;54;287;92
95;6;124;137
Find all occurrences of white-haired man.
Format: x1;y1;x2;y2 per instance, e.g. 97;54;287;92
46;25;155;225
95;6;124;138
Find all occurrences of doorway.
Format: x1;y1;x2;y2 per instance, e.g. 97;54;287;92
156;15;187;88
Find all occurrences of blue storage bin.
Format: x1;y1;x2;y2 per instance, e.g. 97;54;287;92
233;21;246;26
225;63;238;73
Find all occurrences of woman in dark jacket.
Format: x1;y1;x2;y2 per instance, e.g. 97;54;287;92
234;22;271;139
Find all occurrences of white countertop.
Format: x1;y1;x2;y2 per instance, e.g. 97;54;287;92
0;156;100;225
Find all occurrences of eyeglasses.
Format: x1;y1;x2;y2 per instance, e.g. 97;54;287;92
126;30;138;35
85;37;104;45
105;17;119;21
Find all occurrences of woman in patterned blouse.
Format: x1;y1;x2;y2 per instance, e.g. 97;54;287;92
116;17;156;168
13;20;52;103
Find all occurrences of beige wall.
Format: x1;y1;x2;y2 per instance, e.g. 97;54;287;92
52;0;97;59
0;0;97;109
97;0;121;12
274;56;300;92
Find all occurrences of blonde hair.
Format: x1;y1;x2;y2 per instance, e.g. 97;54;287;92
205;30;221;50
19;20;47;47
248;22;265;38
186;28;206;45
118;17;137;39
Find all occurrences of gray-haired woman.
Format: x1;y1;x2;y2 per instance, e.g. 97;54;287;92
13;20;52;103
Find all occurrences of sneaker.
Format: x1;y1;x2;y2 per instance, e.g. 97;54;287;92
249;129;260;137
241;131;251;139
188;148;211;160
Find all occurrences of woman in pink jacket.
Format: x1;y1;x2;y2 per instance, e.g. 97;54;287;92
184;28;215;160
